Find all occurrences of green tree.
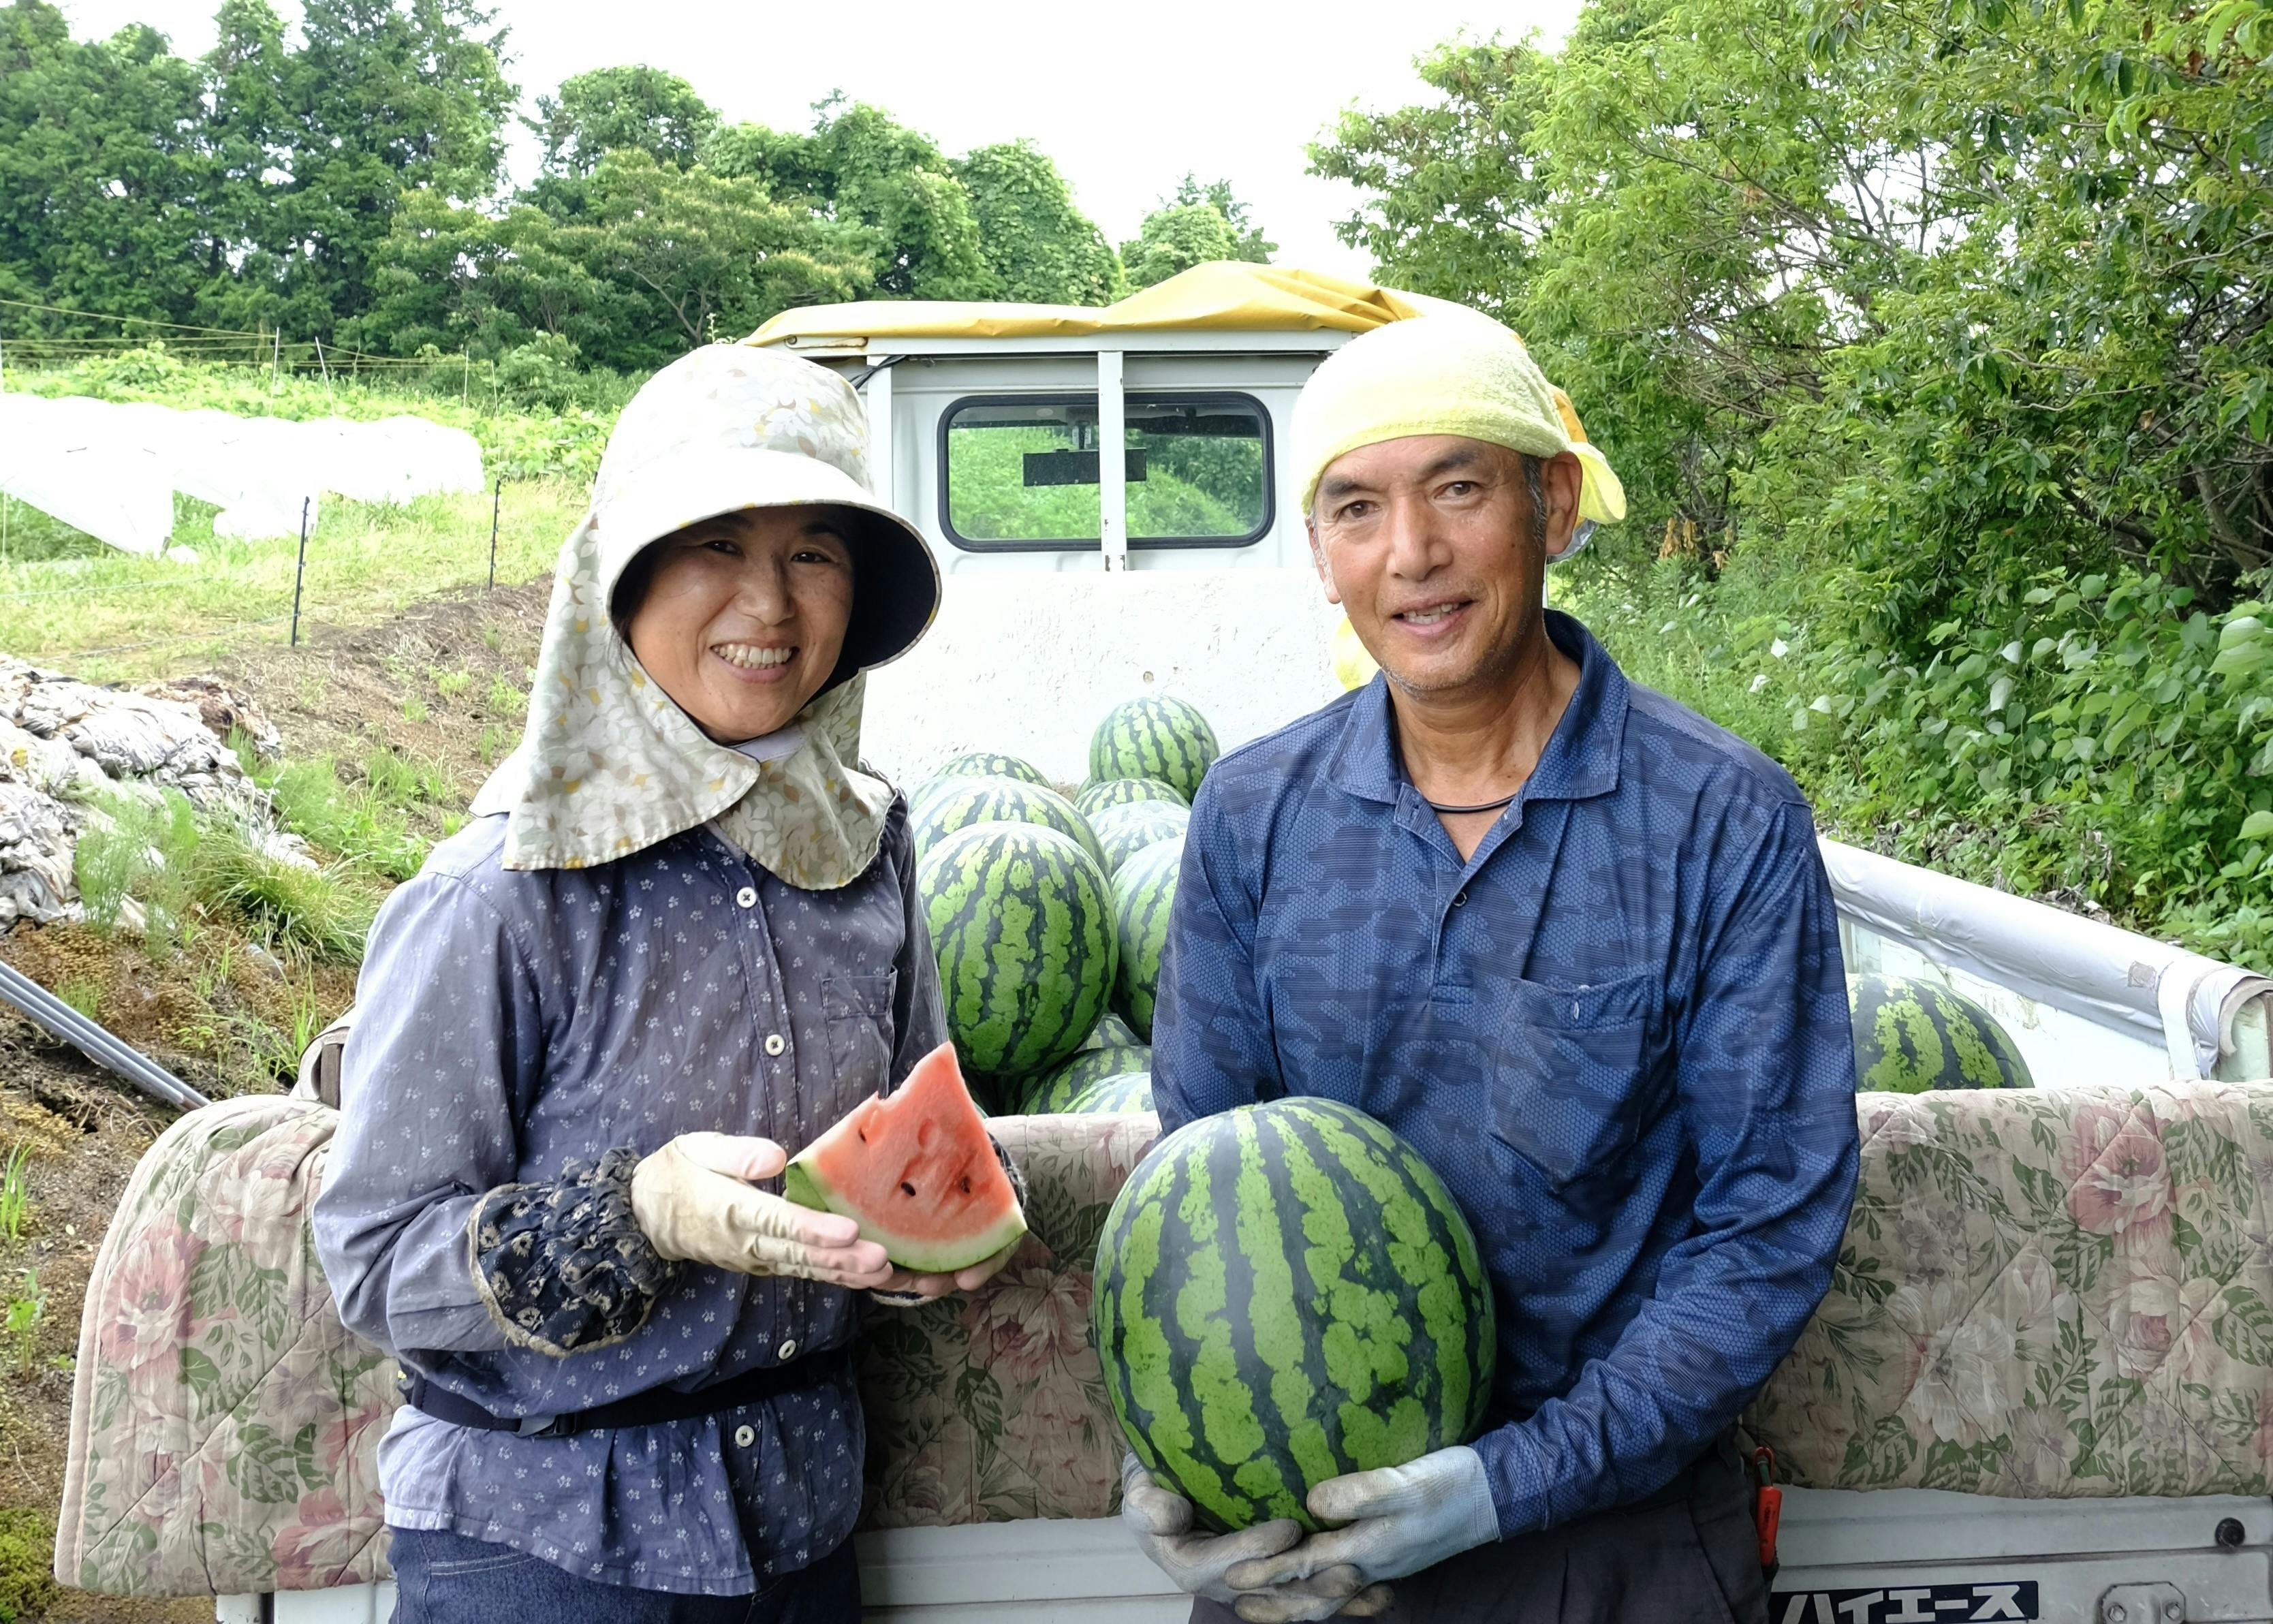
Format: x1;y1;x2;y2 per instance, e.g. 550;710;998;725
1120;202;1238;290
706;98;993;300
361;150;873;371
1167;174;1274;263
1118;176;1275;291
529;65;719;177
351;190;597;359
204;0;516;337
0;3;217;334
560;150;871;361
1308;40;1554;322
953;140;1118;304
1315;0;2273;960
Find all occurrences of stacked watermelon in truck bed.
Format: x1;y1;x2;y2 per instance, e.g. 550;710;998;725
908;697;1214;1113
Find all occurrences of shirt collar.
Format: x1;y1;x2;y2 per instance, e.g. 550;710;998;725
727;723;807;766
1325;610;1629;808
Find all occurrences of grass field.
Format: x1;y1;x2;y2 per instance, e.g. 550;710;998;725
0;351;605;684
0;480;582;683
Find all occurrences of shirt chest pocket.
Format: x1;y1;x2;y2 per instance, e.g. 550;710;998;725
822;971;896;1103
1488;971;1659;1191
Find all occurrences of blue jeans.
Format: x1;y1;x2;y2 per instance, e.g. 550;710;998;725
387;1526;861;1623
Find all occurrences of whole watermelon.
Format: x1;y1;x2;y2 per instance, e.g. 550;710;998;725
1079;1013;1142;1052
1059;1072;1153;1114
1090;698;1219;803
1023;1044;1153;1114
911;775;1103;867
1848;973;2033;1093
1094;1096;1495;1533
932;751;1050;789
1091;801;1191;877
1077;777;1189;817
920;823;1117;1089
1112;837;1181;1040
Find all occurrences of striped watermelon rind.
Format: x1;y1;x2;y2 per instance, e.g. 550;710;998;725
1076;777;1189;816
1093;1096;1495;1533
920;823;1117;1086
1091;802;1191;877
1848;973;2033;1093
1022;1043;1153;1114
911;775;1103;868
1059;1072;1154;1114
932;751;1050;789
1088;698;1219;804
1078;1013;1142;1052
1112;837;1181;1040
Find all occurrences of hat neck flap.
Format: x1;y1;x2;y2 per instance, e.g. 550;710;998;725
469;512;894;889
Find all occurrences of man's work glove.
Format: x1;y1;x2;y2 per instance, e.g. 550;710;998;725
1222;1446;1498;1619
629;1133;894;1287
1121;1455;1392;1621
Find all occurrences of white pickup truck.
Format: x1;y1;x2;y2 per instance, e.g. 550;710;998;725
61;264;2273;1624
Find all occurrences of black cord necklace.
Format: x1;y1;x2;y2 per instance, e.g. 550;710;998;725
1425;791;1520;815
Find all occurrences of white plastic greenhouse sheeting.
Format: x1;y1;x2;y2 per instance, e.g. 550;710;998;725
0;393;484;555
0;395;178;556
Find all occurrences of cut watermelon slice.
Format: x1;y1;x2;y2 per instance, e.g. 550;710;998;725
783;1042;1027;1273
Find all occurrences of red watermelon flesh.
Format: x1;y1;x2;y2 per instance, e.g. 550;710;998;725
782;1042;1027;1272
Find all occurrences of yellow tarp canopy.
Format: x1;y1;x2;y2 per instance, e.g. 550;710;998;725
746;262;1462;347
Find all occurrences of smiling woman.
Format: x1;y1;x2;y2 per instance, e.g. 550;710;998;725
305;345;1018;1623
614;507;859;743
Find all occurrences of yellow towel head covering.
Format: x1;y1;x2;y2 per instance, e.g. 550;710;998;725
1290;309;1626;526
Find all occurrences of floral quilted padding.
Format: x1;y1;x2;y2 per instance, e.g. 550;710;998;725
54;1094;394;1597
1747;1082;2273;1497
858;1112;1157;1527
54;1082;2273;1597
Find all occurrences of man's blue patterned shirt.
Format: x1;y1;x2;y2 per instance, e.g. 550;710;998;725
1151;611;1860;1536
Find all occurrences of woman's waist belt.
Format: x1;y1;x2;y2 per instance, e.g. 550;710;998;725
396;1344;851;1439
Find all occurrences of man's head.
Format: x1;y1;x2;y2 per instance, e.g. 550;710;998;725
1290;311;1625;699
1310;435;1582;698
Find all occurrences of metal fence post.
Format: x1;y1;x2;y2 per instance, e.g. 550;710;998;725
289;497;311;647
488;477;503;589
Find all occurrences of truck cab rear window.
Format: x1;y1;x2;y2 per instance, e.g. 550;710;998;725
939;393;1272;551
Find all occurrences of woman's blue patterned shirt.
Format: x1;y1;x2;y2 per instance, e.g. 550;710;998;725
1151;612;1862;1537
311;804;943;1595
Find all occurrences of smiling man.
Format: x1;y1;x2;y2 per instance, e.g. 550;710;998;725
1124;313;1862;1623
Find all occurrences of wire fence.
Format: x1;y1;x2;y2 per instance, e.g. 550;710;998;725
0;299;542;665
0;479;512;663
0;294;479;381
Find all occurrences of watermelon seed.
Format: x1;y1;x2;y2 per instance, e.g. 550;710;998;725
959;1176;972;1193
900;1181;917;1196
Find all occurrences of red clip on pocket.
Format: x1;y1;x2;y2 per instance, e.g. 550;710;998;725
1751;1445;1783;1574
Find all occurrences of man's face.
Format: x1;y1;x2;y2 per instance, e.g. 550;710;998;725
1308;435;1582;700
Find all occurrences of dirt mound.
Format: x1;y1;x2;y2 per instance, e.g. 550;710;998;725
215;574;552;827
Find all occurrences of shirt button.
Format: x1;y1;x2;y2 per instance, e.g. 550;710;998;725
764;1033;786;1057
733;1424;755;1448
736;886;757;908
1453;890;1469;907
777;1338;799;1361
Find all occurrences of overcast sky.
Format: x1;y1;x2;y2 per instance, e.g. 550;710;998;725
52;0;1581;279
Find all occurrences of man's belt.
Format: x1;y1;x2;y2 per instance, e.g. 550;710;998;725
397;1345;851;1439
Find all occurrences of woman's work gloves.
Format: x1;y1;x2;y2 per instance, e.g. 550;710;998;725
1122;1446;1499;1622
630;1133;896;1287
628;1132;1021;1298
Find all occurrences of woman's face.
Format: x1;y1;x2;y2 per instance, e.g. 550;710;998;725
623;506;857;743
